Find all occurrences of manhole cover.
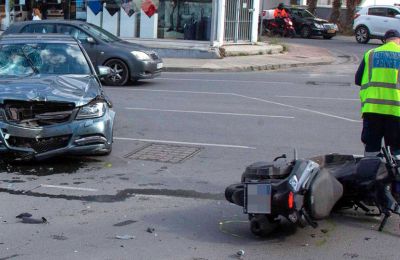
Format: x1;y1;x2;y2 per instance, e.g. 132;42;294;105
124;143;201;163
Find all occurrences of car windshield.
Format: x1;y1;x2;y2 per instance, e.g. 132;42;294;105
293;9;315;18
81;24;121;43
0;43;91;77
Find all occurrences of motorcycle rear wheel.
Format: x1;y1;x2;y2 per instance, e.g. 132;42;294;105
250;214;279;237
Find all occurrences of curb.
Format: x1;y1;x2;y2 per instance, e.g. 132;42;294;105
163;60;334;73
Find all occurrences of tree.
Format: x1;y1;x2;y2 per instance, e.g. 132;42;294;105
344;0;361;32
330;0;342;25
307;0;318;14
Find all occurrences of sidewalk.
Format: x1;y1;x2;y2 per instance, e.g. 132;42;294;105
161;43;335;72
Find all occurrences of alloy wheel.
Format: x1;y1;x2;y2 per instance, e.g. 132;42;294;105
104;59;129;86
355;26;370;44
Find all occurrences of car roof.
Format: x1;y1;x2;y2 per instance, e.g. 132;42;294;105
364;5;400;8
0;33;79;44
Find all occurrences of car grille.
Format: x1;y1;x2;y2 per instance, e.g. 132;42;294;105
8;135;71;153
4;100;75;127
150;53;160;60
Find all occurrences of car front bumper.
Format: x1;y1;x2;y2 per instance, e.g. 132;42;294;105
129;59;163;80
0;109;115;160
311;28;337;37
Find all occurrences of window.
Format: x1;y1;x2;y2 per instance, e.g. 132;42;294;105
57;25;90;42
21;24;56;34
368;8;387;17
0;43;91;76
387;8;399;17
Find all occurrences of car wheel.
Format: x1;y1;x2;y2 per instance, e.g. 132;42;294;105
323;35;333;39
103;59;129;86
300;26;311;38
355;26;370;44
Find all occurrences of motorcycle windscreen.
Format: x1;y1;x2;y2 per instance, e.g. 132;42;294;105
245;183;272;214
309;169;343;220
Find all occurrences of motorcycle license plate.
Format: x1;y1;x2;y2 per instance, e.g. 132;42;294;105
245;183;272;214
327;29;335;34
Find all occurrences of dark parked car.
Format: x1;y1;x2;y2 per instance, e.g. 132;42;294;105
3;20;163;86
0;34;115;160
262;6;338;39
287;7;338;39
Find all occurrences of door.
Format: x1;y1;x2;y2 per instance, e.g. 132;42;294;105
384;8;400;36
224;0;254;43
56;24;99;66
367;7;388;36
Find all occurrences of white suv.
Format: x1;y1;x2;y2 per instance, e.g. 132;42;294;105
353;5;400;44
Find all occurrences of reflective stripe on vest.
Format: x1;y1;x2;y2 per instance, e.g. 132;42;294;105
360;43;400;117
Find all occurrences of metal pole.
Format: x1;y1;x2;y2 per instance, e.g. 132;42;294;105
258;0;264;38
234;0;240;42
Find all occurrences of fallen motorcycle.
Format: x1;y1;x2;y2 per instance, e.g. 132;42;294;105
225;147;400;236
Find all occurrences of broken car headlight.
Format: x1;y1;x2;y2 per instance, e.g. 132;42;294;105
76;102;106;120
131;51;151;61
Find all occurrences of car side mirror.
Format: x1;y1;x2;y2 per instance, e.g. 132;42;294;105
97;66;111;78
86;37;96;44
395;14;400;19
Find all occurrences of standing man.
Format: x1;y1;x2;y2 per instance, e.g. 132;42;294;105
355;30;400;156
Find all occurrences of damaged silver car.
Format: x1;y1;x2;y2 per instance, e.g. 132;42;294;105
0;34;115;160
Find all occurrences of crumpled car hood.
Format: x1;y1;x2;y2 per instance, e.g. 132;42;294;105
306;17;329;24
0;75;102;107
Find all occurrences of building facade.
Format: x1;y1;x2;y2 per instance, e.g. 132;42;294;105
1;0;261;46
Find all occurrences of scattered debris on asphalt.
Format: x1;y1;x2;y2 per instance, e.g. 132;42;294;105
320;229;329;234
343;253;359;259
51;234;68;241
19;216;48;224
113;220;137;227
146;227;156;233
364;237;371;241
302;243;309;247
115;235;135;240
310;234;316;238
16;213;32;219
236;250;245;257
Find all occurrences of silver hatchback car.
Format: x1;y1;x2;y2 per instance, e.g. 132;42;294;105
0;34;115;161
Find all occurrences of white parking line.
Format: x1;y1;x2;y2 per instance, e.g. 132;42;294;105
233;93;362;123
40;184;98;192
124;107;294;119
276;95;358;101
117;89;361;123
114;137;256;149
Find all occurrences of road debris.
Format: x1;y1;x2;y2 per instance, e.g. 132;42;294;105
16;213;32;219
115;235;135;240
236;250;245;257
20;217;48;224
146;227;156;233
343;253;359;259
320;229;329;234
364;237;371;241
113;220;137;227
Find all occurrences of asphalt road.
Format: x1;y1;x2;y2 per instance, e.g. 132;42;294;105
1;36;399;260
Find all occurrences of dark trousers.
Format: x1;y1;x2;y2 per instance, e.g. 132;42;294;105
361;113;400;153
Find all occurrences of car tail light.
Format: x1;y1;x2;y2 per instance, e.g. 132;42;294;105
288;191;294;209
262;10;266;17
354;13;360;19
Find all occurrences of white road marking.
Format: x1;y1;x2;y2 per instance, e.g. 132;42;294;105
40;184;98;192
155;77;297;85
114;137;256;149
124;107;294;119
232;93;362;123
112;89;361;123
276;95;358;101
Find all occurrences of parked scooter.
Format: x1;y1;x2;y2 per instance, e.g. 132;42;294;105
265;17;296;38
225;147;400;236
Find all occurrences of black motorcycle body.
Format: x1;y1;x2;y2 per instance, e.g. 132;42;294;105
225;149;400;236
